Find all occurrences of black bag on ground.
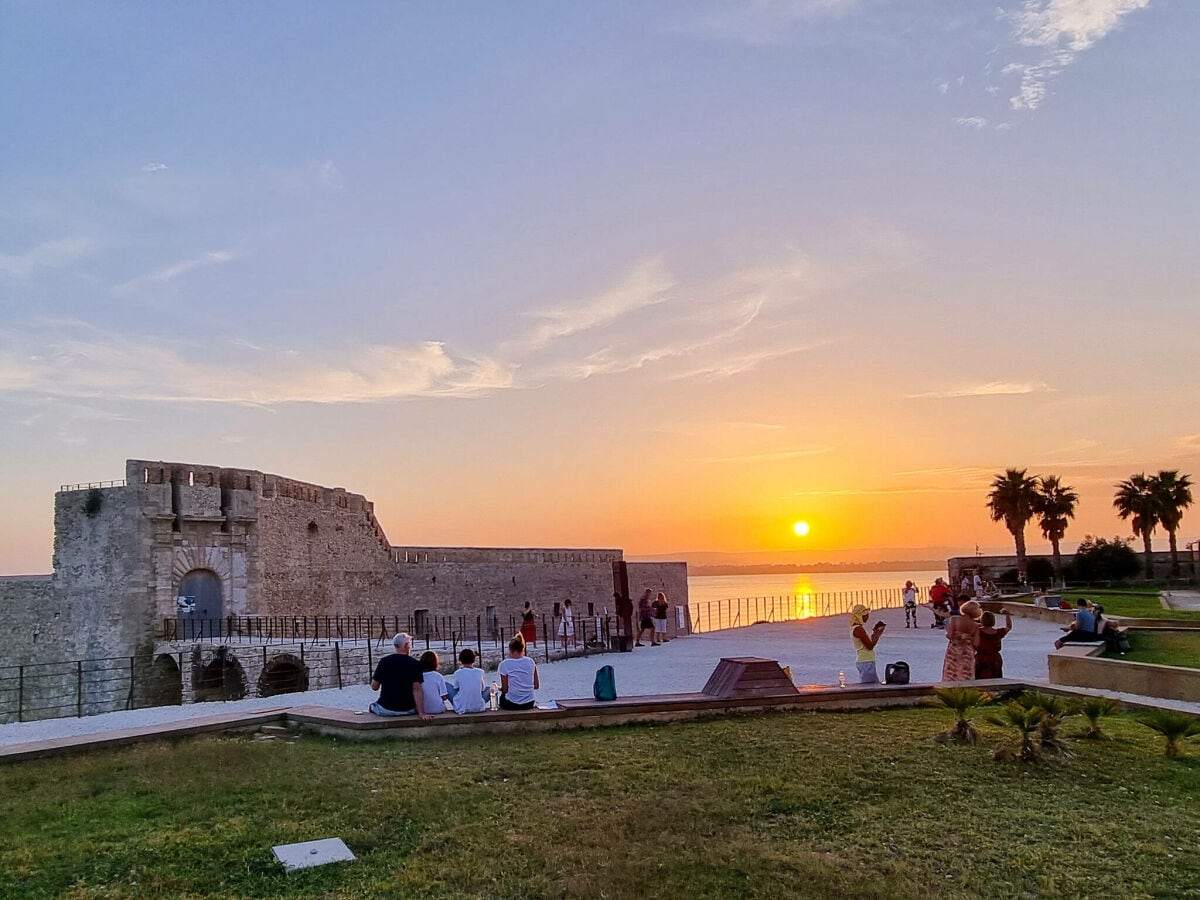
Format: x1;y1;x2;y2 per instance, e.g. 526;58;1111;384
593;664;617;701
884;661;910;685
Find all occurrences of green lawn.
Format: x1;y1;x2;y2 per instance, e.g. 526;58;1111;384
2;709;1200;899
1107;631;1200;669
1063;589;1200;621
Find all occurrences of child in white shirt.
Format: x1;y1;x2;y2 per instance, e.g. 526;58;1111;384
446;647;489;714
418;651;449;714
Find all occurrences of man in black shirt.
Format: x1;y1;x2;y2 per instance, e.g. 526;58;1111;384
369;633;431;721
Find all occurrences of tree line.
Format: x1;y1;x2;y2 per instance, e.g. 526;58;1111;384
985;468;1194;582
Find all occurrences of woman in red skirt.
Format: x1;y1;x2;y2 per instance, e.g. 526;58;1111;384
519;601;538;647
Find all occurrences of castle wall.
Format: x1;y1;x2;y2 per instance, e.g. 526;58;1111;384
625;561;692;635
52;484;156;662
0;575;57;668
389;547;623;626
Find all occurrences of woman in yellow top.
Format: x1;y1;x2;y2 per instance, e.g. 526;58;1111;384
849;604;887;684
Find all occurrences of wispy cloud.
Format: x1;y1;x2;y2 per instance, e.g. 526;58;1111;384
954;116;988;129
1004;0;1151;110
0;324;512;406
689;0;865;45
140;162;168;173
1175;434;1200;454
519;259;674;352
699;446;834;464
112;249;241;295
906;381;1056;399
0;238;96;279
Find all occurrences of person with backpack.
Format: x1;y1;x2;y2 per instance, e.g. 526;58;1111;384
848;604;886;684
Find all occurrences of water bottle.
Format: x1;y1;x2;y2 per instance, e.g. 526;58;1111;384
838;670;846;688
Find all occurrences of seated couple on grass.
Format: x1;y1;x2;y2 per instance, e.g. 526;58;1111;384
369;633;540;718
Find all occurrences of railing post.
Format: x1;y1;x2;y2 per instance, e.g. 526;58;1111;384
127;657;135;710
335;643;342;689
76;660;83;717
17;665;24;722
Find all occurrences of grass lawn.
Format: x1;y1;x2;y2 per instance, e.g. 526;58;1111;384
1108;631;1200;669
1063;589;1200;622
3;710;1200;899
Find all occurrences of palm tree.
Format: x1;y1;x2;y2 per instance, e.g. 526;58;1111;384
1151;470;1194;577
1033;475;1078;587
987;469;1039;579
1114;474;1159;579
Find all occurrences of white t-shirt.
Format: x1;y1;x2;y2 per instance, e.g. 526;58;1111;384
497;655;537;705
903;587;917;605
420;671;448;714
452;666;488;714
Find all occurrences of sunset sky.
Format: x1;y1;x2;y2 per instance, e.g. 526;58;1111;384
2;1;1197;574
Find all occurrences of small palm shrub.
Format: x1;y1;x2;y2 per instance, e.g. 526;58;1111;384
988;702;1045;762
1137;709;1200;758
1016;692;1078;758
934;687;991;745
1078;697;1121;740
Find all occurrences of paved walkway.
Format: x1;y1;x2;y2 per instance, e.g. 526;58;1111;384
0;607;1065;748
1163;590;1200;611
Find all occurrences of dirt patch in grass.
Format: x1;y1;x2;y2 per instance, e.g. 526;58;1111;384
1;709;1199;899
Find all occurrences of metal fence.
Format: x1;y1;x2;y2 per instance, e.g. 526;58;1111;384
161;612;618;656
688;586;921;634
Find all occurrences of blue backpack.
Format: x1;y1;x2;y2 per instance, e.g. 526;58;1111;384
593;664;617;701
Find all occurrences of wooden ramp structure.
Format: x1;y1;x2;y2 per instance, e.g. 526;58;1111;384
701;656;800;699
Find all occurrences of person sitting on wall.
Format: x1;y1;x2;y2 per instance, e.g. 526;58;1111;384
369;632;431;721
446;647;489;714
1054;599;1099;649
497;634;539;710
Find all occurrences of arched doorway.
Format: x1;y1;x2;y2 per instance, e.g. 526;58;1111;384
144;654;183;707
179;569;222;619
193;651;246;702
257;653;310;697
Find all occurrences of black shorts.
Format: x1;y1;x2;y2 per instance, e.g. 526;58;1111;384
640;617;654;630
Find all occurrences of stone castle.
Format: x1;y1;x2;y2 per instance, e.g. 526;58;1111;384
0;458;688;670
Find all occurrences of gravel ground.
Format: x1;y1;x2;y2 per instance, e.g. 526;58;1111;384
2;606;1195;748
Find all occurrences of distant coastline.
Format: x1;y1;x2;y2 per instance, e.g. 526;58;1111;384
691;561;947;577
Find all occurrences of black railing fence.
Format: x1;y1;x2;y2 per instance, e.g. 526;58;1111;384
687;586;923;634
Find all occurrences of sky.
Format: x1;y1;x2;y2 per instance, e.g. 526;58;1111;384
2;0;1198;573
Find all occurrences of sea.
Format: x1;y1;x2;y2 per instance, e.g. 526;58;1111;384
684;569;946;630
687;570;947;607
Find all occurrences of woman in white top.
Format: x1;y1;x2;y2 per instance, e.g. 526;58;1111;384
559;598;577;648
497;635;539;710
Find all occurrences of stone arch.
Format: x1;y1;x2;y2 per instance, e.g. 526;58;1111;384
257;653;310;697
172;545;232;606
193;650;246;702
178;569;223;619
144;654;183;707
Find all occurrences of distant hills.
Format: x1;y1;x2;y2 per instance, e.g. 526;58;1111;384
687;561;948;576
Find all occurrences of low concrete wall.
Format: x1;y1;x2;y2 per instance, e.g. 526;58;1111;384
1048;644;1200;703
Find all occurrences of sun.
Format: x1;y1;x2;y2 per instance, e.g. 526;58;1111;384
792;520;811;537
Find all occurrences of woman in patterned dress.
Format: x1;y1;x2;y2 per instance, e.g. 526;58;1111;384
941;600;982;681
